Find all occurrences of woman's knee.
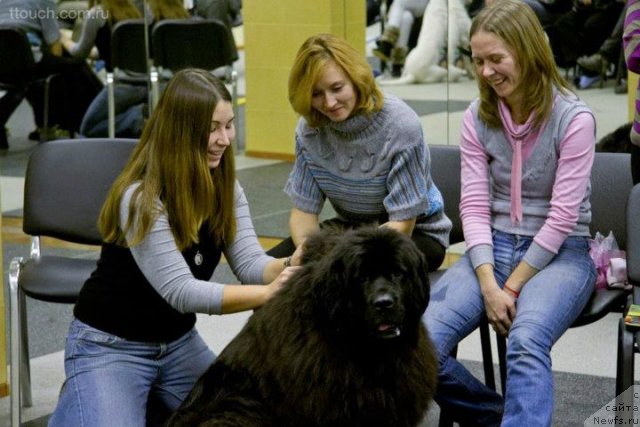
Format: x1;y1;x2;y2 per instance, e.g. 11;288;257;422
507;320;553;367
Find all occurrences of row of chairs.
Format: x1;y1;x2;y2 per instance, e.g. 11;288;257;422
107;18;238;138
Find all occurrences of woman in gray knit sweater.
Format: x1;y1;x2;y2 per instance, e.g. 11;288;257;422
268;33;452;272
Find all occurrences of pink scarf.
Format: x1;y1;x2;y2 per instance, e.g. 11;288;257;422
498;102;535;226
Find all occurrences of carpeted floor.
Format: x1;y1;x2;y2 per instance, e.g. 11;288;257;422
237;162;294;238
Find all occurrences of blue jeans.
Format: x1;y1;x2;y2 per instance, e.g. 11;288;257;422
48;318;215;427
423;231;596;426
79;84;148;138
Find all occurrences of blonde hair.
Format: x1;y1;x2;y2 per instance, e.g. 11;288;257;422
470;0;572;129
99;69;236;251
98;0;142;23
288;33;384;128
147;0;189;20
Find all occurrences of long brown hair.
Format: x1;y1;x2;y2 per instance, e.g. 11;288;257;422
288;33;384;128
95;0;142;24
99;69;236;250
470;0;572;129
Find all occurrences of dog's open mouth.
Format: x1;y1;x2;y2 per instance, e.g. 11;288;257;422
376;323;401;339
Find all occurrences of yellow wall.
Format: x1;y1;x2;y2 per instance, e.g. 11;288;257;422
243;1;365;160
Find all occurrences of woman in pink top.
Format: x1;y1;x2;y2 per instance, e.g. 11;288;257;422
422;0;596;425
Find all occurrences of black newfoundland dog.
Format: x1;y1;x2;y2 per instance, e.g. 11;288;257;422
167;227;437;427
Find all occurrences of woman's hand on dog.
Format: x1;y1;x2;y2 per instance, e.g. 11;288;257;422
290;243;305;267
266;265;301;301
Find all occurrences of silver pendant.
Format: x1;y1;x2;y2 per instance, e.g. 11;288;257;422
194;250;203;266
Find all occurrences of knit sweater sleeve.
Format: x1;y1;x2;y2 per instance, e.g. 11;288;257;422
384;128;431;221
67;7;106;59
460;107;495;268
524;112;595;270
284;121;326;214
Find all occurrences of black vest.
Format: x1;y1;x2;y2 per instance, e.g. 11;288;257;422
74;223;222;342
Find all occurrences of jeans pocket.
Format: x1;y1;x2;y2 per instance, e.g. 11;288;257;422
561;236;590;252
68;320;122;359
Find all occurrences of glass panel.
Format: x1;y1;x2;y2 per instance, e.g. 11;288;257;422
374;0;453;145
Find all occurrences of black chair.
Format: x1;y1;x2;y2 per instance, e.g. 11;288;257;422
150;19;238;125
492;152;634;394
616;184;640;397
0;27;57;143
107;19;149;138
430;147;633;422
429;145;499;426
8;138;138;426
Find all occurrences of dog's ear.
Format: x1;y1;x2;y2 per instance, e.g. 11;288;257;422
300;229;343;265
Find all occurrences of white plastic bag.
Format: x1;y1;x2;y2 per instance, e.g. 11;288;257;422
589;231;629;291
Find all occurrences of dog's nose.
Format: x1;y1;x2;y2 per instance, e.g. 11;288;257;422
374;294;394;310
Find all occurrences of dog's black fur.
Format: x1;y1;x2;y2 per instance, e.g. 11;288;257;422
596;122;633;153
167;227;437;427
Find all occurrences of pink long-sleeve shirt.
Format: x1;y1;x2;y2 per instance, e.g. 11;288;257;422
460;97;595;270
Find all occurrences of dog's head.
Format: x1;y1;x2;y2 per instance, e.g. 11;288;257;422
303;227;430;344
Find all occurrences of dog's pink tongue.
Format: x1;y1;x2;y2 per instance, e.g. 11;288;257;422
378;324;393;331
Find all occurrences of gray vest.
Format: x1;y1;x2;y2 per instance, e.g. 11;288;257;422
471;93;594;237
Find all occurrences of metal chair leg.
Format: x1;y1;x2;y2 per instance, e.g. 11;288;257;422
479;318;496;391
150;67;159;113
19;288;32;408
617;316;636;396
496;335;507;394
9;258;23;427
107;72;115;139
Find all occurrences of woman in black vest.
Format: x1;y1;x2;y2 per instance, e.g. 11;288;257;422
49;69;300;427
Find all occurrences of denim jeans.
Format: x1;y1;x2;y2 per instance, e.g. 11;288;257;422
79;84;148;138
423;231;596;426
48;318;215;427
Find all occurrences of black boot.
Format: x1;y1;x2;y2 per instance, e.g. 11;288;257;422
373;26;399;62
577;53;607;74
390;46;407;78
